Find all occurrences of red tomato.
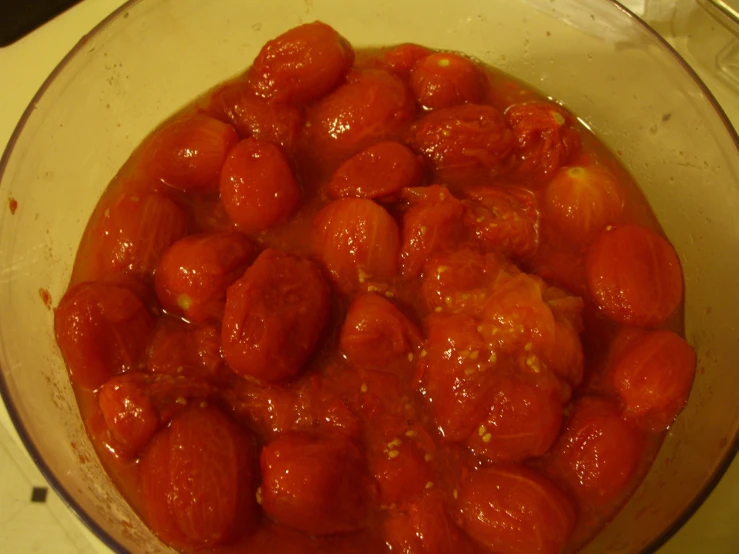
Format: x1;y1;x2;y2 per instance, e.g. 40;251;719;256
612;330;696;431
384;43;433;79
220;138;301;233
208;80;304;150
98;376;158;458
543;288;585;388
466;374;563;463
140;406;258;548
222;379;305;439
315;198;400;293
459;465;575;554
420;313;496;441
407;104;514;184
545;165;624;242
308;69;416;161
97;192;188;277
410;53;485;110
462;184;539;260
54;281;154;390
154;231;256;323
399;185;466;279
260;434;371;535
548;397;644;505
144;114;239;193
505;101;581;184
221;249;331;382
340;294;421;372
247;21;354;104
368;438;433;507
326;141;424;203
586;224;683;327
384;492;472;554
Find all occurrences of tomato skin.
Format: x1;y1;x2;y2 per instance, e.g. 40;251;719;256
140;406;258;548
410;53;485;110
220;138;301;233
459;465;575;554
154;231;256;324
221;249;331;383
315;198;400;293
340;294;421;371
326;141;424;203
586;224;683;327
98;377;159;458
548;397;644;505
612;330;696;431
247;21;354;104
97;192;189;278
260;434;371;535
462;184;539;260
144;114;239;193
505;101;581;184
407;104;514;184
54;281;154;390
384;44;433;79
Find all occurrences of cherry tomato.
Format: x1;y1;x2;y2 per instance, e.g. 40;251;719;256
144;114;239;193
247;21;354;104
54;281;154;390
384;43;433;79
140;406;258;548
545;165;624;242
260;434;371;535
399;185;466;279
220;138;301;233
308;69;416;161
154;231;256;323
315;198;400;293
208;80;304;150
97;192;188;277
466;374;562;463
410;53;485;110
407;104;514;184
462;184;539;260
98;376;158;458
459;465;575;554
222;249;331;383
612;330;696;431
548;397;644;505
340;294;421;372
586;224;683;327
326;141;424;203
505;101;581;184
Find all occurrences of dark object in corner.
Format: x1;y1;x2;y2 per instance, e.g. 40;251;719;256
0;0;82;47
31;486;49;503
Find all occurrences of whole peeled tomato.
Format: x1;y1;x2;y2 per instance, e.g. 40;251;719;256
410;52;486;110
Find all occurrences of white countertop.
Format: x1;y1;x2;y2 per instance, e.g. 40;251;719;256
0;0;738;552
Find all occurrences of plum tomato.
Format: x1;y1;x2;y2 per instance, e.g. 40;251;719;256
368;438;433;507
140;406;258;548
315;198;400;293
384;43;433;79
612;330;696;431
505;101;581;184
247;21;354;104
545;165;624;242
586;224;683;327
459;465;575;554
407;104;514;184
308;69;416;161
144;114;239;193
462;184;539;260
466;373;563;463
399;185;466;279
97;192;188;277
260;434;371;535
339;294;421;372
410;52;485;110
221;249;331;383
98;375;159;457
154;231;257;323
325;141;424;203
54;281;154;390
548;397;644;505
220;138;301;233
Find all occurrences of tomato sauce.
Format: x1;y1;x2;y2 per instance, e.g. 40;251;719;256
54;22;696;554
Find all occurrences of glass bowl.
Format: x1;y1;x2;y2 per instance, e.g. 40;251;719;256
1;0;738;552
